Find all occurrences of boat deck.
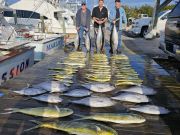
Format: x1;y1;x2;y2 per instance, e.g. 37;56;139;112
0;43;180;135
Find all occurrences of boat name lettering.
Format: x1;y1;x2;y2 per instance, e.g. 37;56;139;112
1;59;30;83
46;40;61;51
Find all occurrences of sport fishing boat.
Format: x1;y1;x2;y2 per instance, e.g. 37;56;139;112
4;0;76;34
0;2;34;85
3;0;69;61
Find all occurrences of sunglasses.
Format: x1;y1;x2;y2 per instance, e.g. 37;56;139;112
82;4;86;6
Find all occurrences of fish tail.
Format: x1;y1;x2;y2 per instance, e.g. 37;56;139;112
73;114;84;118
73;114;89;121
29;120;42;125
0;108;19;114
24;125;40;132
24;120;42;132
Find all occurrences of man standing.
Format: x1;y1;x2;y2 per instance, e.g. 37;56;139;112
92;0;108;53
76;1;91;50
109;0;127;54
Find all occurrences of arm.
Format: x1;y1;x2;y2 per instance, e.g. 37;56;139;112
122;8;127;28
76;10;80;30
87;10;91;31
109;9;115;24
102;8;108;23
92;7;100;24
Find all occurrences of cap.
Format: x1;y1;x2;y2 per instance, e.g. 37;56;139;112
81;1;86;5
115;0;121;2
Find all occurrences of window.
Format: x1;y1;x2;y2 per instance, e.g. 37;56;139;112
3;11;13;17
169;2;180;18
4;10;48;20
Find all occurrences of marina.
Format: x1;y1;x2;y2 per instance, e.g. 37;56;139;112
0;39;179;134
0;0;179;135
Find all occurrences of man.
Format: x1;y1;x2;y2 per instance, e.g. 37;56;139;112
76;1;91;50
109;0;127;54
92;0;108;53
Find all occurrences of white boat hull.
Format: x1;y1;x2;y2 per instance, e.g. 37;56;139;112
0;47;34;85
27;36;64;61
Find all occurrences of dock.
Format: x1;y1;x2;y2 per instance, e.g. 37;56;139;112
0;39;180;135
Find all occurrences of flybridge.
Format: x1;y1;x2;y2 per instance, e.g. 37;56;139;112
46;0;60;6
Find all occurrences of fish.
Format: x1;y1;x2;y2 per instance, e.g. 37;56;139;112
120;86;157;95
130;105;170;115
75;113;146;124
58;62;85;67
111;93;150;103
32;94;63;103
74;33;79;51
96;25;103;53
13;88;47;96
1;107;73;118
111;54;128;60
33;81;68;93
114;81;142;86
62;89;92;98
25;120;118;135
111;25;118;54
85;33;91;52
85;77;110;83
71;96;116;108
82;83;115;93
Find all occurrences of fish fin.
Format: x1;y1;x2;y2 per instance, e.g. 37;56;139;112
29;120;42;125
55;105;60;112
26;83;32;88
24;125;40;132
0;108;18;114
0;111;15;114
95;126;102;132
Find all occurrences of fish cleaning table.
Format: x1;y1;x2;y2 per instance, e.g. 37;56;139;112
0;46;180;135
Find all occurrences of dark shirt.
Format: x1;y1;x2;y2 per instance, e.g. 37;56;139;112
92;6;108;28
116;8;120;28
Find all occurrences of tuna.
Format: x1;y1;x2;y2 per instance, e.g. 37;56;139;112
82;83;115;93
111;25;118;54
130;105;170;115
71;96;116;108
96;25;103;53
85;33;91;52
111;92;150;103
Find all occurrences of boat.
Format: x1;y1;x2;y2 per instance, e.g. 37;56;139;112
3;0;68;61
0;2;34;85
4;0;76;34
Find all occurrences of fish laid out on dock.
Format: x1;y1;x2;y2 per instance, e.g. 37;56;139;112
32;94;63;103
130;105;170;115
33;81;68;93
1;107;73;118
120;86;157;95
25;120;118;135
71;96;116;108
111;93;150;103
62;89;92;98
13;88;47;96
110;54;143;87
111;54;129;60
75;113;146;124
82;83;115;93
